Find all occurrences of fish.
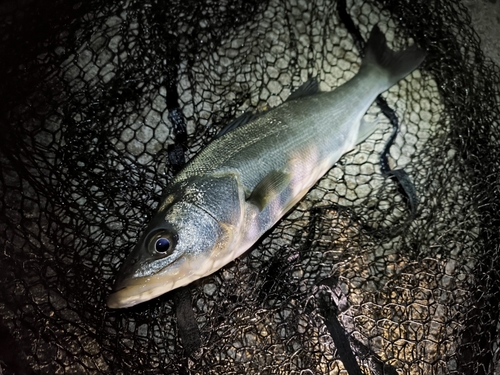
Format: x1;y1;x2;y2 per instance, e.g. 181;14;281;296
107;26;425;309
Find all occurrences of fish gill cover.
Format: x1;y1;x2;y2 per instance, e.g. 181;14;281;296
0;0;498;374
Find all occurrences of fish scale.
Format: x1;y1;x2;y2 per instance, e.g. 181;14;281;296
177;79;380;198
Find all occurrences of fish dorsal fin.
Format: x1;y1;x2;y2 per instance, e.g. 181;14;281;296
247;170;291;211
217;78;319;139
216;111;258;139
286;78;320;102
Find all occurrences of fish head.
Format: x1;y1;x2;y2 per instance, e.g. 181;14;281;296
107;175;244;308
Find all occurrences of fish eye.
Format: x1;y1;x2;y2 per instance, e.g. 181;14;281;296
155;237;171;253
148;228;177;256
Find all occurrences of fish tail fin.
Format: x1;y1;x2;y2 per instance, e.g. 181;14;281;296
362;26;426;89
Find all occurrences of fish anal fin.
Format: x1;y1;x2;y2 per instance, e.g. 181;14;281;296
356;116;379;145
247;170;291;211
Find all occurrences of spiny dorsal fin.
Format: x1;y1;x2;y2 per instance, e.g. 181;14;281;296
217;78;320;139
216;111;259;139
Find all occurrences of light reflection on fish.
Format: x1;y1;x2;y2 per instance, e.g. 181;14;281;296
107;26;425;308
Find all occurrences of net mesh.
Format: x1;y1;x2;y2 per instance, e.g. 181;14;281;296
1;0;499;374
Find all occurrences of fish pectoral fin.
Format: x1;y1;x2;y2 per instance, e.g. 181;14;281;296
356;116;380;145
247;170;292;211
286;77;320;102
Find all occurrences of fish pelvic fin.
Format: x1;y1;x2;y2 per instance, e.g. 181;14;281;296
362;26;426;89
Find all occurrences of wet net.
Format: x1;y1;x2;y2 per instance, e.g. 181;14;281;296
1;0;499;374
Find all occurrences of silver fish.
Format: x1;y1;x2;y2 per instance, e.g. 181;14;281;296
107;26;425;308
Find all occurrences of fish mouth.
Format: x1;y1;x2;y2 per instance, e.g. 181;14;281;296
107;253;204;309
107;275;177;309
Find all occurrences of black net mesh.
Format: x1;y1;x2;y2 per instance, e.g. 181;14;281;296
1;0;499;374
